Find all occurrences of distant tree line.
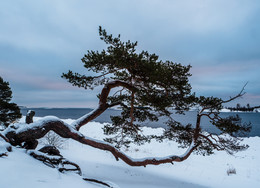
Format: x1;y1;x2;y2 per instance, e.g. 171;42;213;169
227;103;260;112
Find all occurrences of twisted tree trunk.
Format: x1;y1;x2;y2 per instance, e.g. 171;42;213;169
1;80;199;166
2;116;198;166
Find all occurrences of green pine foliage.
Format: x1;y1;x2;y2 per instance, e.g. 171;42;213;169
0;76;21;128
63;26;194;148
63;27;250;154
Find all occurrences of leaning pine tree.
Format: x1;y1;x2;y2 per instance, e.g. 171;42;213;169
1;27;251;171
0;76;21;128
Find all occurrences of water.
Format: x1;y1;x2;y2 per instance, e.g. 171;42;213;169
21;108;260;137
21;108;121;123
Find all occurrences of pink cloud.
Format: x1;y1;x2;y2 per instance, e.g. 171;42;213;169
0;67;77;91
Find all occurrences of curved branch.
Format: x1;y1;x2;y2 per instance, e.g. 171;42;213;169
83;178;112;188
0;133;9;143
198;134;223;151
3;117;199;167
72;80;136;131
198;83;247;114
222;82;247;104
200;113;221;122
0;153;8;157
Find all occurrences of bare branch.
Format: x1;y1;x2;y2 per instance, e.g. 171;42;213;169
28;150;82;175
201;113;221;121
91;72;112;79
198;134;223;151
222;82;247;104
83;178;112;188
0;152;8;157
59;160;82;175
0;133;9;143
130;91;135;126
112;87;126;97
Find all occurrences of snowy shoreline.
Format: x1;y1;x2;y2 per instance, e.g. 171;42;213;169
0;117;259;187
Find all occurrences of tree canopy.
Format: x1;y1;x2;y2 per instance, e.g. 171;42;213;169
62;26;251;154
62;26;196;148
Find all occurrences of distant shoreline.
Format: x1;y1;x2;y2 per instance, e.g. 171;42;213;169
20;107;259;113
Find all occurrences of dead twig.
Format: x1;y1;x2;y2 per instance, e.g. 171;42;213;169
83;178;112;188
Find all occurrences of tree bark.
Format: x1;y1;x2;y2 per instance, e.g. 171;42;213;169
73;80;136;131
3;116;198;167
26;110;35;124
1;80;201;167
24;110;38;149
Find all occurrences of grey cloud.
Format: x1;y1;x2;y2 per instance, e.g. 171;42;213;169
0;0;260;107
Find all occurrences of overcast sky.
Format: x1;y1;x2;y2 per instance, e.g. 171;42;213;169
0;0;260;108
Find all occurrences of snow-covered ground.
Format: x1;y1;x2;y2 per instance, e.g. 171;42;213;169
0;117;259;188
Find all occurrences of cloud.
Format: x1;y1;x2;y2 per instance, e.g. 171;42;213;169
13;89;99;108
0;0;260;107
1;0;259;55
190;59;260;99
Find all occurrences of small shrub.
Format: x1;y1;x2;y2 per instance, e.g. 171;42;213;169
227;167;236;176
41;131;66;149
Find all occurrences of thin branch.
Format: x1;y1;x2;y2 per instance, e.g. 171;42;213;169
0;133;9;143
222;82;247;104
28;150;82;175
197;83;247;115
0;153;8;157
107;101;123;108
130;91;135;126
91;71;112;79
59;160;82;175
198;134;223;151
200;113;221;122
251;105;260;109
199;107;206;115
112;87;126;97
83;178;112;188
